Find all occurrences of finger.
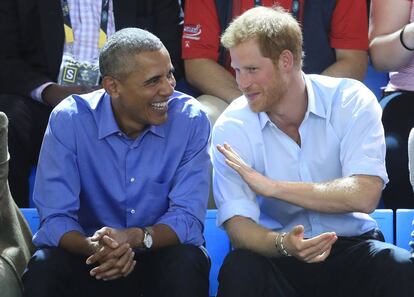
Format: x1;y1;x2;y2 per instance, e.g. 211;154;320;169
113;248;134;273
97;267;122;280
292;225;305;237
217;144;232;158
95;254;130;280
219;144;239;161
123;260;137;277
95;248;133;279
90;258;116;277
224;159;242;172
121;251;136;275
307;246;332;263
223;144;242;162
299;231;336;250
225;144;241;160
86;245;112;265
299;236;337;261
100;234;119;249
91;228;110;241
302;237;336;262
104;244;131;260
101;273;124;281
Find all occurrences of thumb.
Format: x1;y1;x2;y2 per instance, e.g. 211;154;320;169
292;225;305;237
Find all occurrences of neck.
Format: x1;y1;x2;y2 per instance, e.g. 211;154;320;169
268;71;307;129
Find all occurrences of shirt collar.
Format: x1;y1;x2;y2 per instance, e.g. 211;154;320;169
304;73;326;119
96;92;121;139
258;73;327;129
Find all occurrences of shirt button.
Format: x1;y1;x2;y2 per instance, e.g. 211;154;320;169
130;177;135;183
130;209;136;214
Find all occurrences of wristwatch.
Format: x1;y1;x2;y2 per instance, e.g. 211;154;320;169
142;227;153;249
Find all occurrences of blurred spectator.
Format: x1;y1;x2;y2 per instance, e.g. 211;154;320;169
369;0;414;209
0;112;34;297
0;0;183;207
182;0;369;124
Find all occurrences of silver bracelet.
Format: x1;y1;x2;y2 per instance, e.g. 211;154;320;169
275;233;282;255
279;232;291;257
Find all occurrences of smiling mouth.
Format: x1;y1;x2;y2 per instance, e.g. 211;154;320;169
151;101;168;110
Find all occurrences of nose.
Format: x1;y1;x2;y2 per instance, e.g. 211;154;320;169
160;75;175;97
237;71;251;91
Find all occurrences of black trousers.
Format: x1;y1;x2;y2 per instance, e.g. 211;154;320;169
217;230;414;297
23;244;210;297
0;94;51;207
380;91;414;209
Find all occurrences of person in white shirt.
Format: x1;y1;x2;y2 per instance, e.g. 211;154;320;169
211;6;414;297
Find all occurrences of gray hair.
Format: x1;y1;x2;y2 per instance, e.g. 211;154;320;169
99;28;164;79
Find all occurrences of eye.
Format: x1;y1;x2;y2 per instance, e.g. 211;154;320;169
144;76;161;86
167;70;175;80
246;67;258;73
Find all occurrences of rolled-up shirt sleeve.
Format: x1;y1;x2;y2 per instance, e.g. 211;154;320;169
337;82;388;185
156;107;211;246
33;103;84;248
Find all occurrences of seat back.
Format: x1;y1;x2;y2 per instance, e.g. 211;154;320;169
396;209;414;251
20;208;40;234
204;209;231;297
370;209;394;244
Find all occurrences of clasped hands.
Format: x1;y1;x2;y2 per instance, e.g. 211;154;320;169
86;227;138;281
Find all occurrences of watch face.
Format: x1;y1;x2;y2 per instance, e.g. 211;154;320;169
144;232;153;249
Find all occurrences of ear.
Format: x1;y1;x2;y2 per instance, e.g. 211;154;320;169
278;50;294;71
102;76;121;98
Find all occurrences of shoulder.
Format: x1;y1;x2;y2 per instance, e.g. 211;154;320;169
212;96;261;144
167;90;210;127
308;74;378;114
49;89;104;128
307;74;382;136
215;96;257;128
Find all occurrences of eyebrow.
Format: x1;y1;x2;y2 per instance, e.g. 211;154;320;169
143;67;175;85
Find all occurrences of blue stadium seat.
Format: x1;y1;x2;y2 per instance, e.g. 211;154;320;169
370;209;394;244
28;166;37;208
20;207;40;234
20;207;231;297
20;207;398;295
204;209;231;297
396;209;414;251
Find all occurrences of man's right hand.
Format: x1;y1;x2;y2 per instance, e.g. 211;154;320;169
42;84;99;107
283;225;338;263
86;227;138;281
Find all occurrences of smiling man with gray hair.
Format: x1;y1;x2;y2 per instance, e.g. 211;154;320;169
22;28;210;297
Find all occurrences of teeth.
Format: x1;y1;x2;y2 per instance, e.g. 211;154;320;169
151;101;168;110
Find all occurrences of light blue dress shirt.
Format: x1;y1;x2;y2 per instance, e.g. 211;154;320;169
211;74;388;238
33;89;211;247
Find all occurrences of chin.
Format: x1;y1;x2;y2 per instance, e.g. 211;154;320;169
152;114;168;126
248;102;264;113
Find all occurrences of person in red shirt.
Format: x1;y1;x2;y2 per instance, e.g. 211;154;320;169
182;0;368;124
